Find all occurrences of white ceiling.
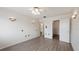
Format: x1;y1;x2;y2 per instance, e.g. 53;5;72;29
4;7;79;19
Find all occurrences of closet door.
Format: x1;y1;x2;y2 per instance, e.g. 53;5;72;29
60;19;70;43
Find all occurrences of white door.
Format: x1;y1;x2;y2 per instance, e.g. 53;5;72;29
60;19;70;43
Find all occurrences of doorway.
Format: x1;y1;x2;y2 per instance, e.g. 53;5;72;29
53;20;60;40
40;23;44;37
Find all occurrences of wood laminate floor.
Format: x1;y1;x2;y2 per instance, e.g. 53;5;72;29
1;36;73;51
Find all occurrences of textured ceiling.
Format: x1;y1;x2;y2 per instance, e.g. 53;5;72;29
3;7;79;19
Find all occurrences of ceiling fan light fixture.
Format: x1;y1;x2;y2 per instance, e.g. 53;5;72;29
32;7;41;15
32;10;37;15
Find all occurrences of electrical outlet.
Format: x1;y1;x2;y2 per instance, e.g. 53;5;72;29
28;34;30;37
25;35;27;37
48;33;50;35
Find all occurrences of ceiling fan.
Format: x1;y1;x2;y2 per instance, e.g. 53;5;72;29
29;7;43;15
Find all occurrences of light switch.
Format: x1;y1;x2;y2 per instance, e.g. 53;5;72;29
25;35;27;37
21;29;24;32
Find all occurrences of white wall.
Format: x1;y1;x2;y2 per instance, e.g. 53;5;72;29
0;8;40;49
71;15;79;50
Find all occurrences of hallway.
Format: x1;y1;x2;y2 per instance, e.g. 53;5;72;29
1;36;73;51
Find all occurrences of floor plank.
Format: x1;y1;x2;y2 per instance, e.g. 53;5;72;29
0;36;73;51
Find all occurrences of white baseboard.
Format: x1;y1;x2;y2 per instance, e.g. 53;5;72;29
0;36;40;50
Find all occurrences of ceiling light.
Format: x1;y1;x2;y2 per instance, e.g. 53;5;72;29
72;10;78;19
9;17;16;22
